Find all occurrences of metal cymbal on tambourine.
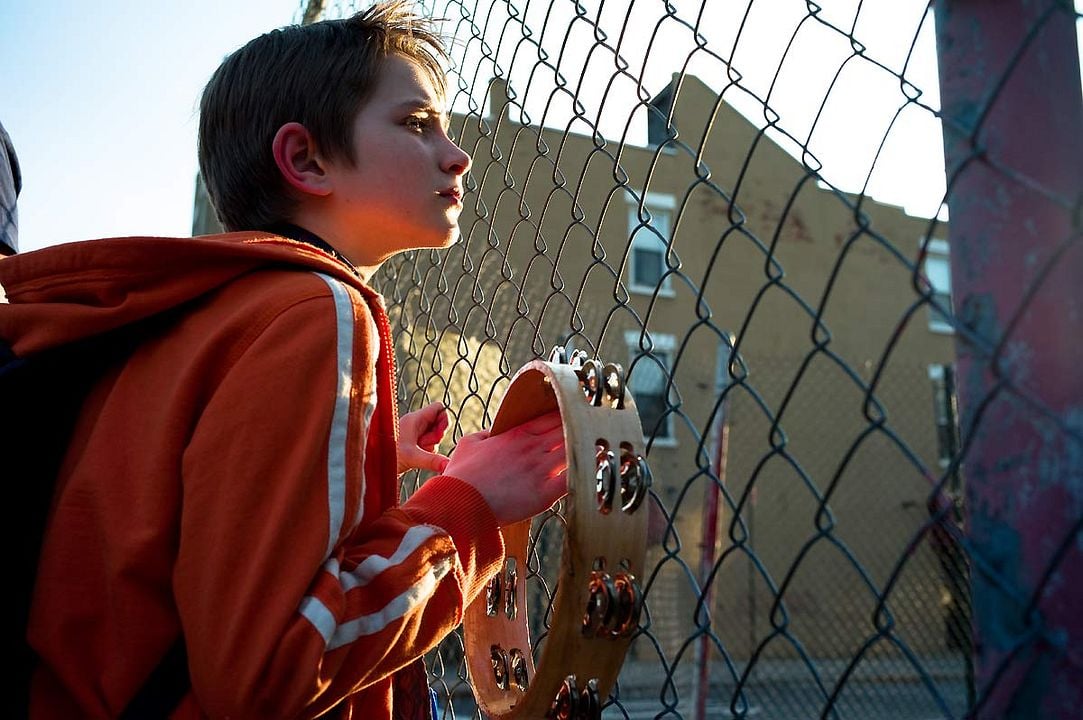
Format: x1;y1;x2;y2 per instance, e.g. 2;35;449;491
462;348;651;719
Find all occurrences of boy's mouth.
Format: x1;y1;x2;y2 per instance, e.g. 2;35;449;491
438;187;463;204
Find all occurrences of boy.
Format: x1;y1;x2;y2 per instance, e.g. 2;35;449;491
2;2;567;717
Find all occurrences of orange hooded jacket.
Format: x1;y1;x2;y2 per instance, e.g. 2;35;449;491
1;233;504;719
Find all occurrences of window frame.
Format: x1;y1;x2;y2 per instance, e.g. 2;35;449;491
922;238;954;334
928;363;961;482
626;192;676;297
625;330;677;446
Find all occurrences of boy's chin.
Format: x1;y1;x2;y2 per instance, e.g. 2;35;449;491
391;225;461;256
423;227;462;249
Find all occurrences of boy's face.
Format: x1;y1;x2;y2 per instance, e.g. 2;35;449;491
321;53;471;268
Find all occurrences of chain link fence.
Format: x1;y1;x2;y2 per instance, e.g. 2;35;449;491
285;2;1080;717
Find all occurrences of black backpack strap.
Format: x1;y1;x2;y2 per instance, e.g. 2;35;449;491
119;639;190;720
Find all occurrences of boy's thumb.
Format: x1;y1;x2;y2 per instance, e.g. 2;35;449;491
416;451;450;474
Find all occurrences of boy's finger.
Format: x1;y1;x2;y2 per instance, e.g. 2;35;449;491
515;410;563;435
403;448;451;474
539;470;569;503
420;400;445;416
546;448;567;475
418;419;449;447
409;402;444;425
417;403;447;429
452;430;490;450
429;403;449;429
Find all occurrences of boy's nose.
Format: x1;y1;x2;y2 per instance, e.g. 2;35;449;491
442;139;472;176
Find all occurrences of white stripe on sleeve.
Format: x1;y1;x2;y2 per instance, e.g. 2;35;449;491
299;558;453;651
313;273;354;558
328;559;452;650
342;525;439;591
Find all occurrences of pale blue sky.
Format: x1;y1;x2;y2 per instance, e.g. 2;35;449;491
2;0;300;252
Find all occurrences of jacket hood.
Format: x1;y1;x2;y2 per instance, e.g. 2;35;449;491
0;233;367;358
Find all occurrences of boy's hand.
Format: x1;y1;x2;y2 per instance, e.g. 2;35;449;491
397;401;451;475
443;411;567;527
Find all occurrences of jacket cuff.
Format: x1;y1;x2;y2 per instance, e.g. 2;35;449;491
400;475;505;603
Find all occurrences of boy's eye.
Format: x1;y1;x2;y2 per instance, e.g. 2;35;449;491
405;116;428;131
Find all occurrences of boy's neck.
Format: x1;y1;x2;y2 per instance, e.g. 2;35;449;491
266;223;374;282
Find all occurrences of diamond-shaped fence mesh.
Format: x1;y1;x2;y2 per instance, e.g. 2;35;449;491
287;2;1080;717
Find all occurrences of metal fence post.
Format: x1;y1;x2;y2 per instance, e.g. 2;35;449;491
934;1;1083;717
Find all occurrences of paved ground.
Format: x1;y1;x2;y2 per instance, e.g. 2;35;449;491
438;655;973;719
599;679;971;719
596;656;972;719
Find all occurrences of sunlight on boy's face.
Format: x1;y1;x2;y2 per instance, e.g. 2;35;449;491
324;53;472;268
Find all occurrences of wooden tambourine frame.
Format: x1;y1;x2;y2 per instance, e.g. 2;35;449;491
463;349;651;719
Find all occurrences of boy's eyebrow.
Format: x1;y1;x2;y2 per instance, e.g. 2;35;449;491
396;100;451;129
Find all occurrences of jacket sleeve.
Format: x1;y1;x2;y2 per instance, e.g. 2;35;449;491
173;284;504;718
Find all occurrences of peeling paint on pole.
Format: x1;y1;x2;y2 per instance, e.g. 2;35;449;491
934;1;1083;717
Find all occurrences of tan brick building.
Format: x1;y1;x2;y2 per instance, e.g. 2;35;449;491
193;72;965;683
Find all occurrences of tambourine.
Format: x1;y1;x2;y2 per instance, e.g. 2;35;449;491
463;348;651;718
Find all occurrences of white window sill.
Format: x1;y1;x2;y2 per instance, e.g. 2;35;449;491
647;144;679;156
927;322;955;335
630;284;675;298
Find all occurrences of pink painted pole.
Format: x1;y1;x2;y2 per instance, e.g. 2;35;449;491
694;395;729;720
934;1;1083;717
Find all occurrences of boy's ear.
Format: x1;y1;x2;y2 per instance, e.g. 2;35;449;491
272;122;332;197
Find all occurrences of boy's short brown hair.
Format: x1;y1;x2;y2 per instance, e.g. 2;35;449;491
198;0;447;232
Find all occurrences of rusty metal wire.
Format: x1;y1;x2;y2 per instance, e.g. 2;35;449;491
298;1;1082;717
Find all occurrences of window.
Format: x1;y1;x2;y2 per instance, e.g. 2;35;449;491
715;334;737;393
923;239;954;333
627;193;675;296
929;363;961;488
625;331;676;444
